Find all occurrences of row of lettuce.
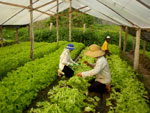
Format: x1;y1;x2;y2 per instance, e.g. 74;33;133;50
0;40;16;46
1;40;150;62
0;42;66;80
106;45;150;113
0;41;85;113
0;41;149;113
29;47;99;113
29;44;149;113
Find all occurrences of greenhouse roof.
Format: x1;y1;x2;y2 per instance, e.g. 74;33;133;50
0;0;150;29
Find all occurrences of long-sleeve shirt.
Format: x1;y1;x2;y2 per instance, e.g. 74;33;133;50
102;41;108;51
82;56;111;85
59;49;75;71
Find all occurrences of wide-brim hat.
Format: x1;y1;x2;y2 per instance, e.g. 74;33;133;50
85;44;105;58
66;43;75;50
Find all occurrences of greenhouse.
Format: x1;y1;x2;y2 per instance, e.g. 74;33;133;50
0;0;150;113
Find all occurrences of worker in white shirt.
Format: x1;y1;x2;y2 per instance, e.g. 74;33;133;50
77;44;111;93
58;43;78;78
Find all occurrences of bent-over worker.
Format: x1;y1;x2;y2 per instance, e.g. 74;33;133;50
77;44;111;93
58;43;78;78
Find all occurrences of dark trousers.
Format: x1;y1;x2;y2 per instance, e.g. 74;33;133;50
62;66;74;78
88;79;107;94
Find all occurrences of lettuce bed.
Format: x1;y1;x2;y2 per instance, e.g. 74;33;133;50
0;42;85;113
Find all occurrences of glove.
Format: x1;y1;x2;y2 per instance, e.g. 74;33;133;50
69;63;74;66
75;63;79;66
77;72;82;77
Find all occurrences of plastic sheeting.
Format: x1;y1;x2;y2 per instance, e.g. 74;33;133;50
0;0;150;28
0;0;69;25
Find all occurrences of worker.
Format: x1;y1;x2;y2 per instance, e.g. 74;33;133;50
102;36;111;56
58;43;78;78
77;44;111;93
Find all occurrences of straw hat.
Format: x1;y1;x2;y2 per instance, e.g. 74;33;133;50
85;44;105;58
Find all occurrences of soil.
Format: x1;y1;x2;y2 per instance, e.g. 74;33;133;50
95;92;110;113
125;51;150;94
102;93;110;113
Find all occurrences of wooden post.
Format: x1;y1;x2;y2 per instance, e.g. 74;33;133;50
56;0;59;46
143;40;146;58
0;26;3;47
119;26;122;49
134;28;141;71
123;26;128;54
16;28;19;43
83;24;86;33
28;25;30;41
49;22;53;32
30;0;34;60
69;0;72;41
132;36;135;51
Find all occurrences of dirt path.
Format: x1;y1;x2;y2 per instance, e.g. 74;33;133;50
126;52;150;93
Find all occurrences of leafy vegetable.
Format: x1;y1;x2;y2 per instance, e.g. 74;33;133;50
106;45;150;113
29;47;99;113
0;41;67;79
0;41;85;113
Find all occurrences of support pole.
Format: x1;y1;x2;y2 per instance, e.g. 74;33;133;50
30;0;34;60
49;22;53;32
56;0;59;46
143;40;146;58
16;28;19;43
0;26;3;47
134;28;141;71
83;24;86;33
132;36;135;51
28;25;30;41
69;0;72;41
119;26;122;49
123;26;128;54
